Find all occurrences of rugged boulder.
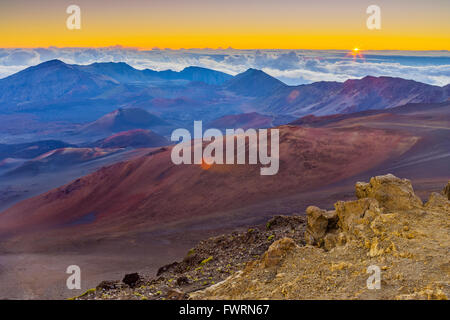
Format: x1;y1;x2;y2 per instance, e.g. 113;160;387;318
425;192;450;212
304;206;338;250
355;174;422;211
262;238;299;268
443;181;450;200
122;273;141;288
335;198;381;240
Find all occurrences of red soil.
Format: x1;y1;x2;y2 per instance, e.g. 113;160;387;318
0;125;417;249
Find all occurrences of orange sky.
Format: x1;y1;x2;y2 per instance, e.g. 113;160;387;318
1;0;449;50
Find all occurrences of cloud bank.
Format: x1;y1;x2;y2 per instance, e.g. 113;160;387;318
0;47;449;86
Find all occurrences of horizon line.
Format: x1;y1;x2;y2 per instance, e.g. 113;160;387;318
1;46;450;52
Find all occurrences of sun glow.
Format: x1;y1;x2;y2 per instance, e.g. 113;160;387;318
347;47;364;60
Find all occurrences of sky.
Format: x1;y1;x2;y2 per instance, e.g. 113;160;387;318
0;0;449;50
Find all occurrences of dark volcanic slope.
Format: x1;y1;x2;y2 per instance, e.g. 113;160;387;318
0;125;417;250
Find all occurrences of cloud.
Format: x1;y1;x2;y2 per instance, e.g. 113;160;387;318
0;47;449;86
0;49;40;66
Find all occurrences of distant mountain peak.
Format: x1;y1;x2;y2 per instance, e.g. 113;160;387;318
182;66;209;71
178;66;233;85
235;68;284;81
39;59;66;66
224;68;286;97
243;68;263;74
89;61;136;69
28;59;69;71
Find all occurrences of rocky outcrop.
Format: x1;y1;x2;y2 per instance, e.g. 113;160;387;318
443;181;450;200
122;273;141;288
307;174;418;252
262;238;299;268
425;192;450;212
304;206;338;248
355;174;422;211
191;174;449;300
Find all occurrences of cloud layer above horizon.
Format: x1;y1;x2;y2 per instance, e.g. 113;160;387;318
1;47;449;86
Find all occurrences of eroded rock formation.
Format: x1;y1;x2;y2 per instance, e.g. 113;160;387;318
192;174;450;300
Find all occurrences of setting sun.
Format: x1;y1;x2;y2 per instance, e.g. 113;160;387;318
347;47;364;59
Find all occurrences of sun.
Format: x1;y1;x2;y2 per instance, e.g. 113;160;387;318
347;47;364;60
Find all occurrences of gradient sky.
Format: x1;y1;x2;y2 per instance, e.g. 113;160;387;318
1;0;449;50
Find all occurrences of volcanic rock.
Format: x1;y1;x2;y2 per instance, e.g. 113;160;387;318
262;238;298;268
304;206;338;247
355;174;422;211
443;181;450;200
167;288;187;300
96;280;119;291
122;273;141;288
191;175;450;300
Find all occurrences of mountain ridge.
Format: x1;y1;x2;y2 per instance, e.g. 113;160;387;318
261;75;449;116
1;59;449;126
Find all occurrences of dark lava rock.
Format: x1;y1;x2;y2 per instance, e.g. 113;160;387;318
157;262;179;276
122;273;141;287
266;215;306;230
96;280;119;291
176;276;190;286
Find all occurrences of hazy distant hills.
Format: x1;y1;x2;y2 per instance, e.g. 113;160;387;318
0;60;232;113
0;59;448;140
0;60;117;107
78;62;232;85
163;66;233;85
